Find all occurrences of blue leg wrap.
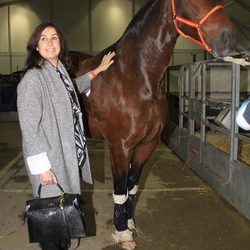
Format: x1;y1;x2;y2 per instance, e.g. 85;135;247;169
114;202;128;231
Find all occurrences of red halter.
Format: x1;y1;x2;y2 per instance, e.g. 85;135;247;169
171;0;224;52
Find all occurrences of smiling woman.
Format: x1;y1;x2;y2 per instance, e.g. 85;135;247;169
36;27;61;67
17;21;115;250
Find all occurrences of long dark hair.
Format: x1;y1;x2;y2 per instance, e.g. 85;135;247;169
25;22;71;70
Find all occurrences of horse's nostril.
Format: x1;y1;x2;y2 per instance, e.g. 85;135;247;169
222;30;229;45
213;27;237;56
221;27;236;48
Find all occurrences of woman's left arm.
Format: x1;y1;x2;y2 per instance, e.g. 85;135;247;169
75;51;115;94
87;51;116;80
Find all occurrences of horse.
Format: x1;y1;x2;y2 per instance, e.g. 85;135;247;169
68;51;92;78
73;0;236;249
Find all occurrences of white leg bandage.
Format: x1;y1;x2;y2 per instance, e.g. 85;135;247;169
113;192;128;204
129;185;139;196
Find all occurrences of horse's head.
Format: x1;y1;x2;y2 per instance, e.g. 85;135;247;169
173;0;237;57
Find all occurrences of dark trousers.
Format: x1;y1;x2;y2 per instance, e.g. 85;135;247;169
40;239;70;250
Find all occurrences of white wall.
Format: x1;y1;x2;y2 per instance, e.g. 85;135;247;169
92;0;132;53
10;0;51;72
52;0;90;52
0;6;10;73
0;6;9;52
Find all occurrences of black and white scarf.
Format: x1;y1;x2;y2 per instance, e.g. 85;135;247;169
55;67;86;168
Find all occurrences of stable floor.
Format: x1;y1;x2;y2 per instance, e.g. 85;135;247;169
1;122;250;250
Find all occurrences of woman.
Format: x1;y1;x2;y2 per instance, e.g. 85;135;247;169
17;22;115;249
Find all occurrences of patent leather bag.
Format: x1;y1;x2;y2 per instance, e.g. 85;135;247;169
25;183;86;243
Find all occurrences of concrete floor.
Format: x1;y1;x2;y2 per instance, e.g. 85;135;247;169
1;121;250;250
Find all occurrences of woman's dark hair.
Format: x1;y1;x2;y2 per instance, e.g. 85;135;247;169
25;22;71;70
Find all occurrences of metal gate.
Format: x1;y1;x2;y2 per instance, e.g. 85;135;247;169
162;60;250;220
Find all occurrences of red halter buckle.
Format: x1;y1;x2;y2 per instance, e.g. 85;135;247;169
171;0;224;52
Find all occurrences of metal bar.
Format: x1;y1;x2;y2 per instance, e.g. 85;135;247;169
230;63;240;162
235;133;250;143
200;62;206;162
204;122;230;134
7;6;12;73
179;66;184;139
188;65;194;135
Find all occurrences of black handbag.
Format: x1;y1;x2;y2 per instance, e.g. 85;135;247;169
25;183;86;243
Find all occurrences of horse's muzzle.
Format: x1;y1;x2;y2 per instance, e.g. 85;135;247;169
211;26;237;57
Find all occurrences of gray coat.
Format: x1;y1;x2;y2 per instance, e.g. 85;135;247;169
17;60;92;198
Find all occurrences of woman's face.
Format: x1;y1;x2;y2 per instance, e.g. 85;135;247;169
37;26;61;67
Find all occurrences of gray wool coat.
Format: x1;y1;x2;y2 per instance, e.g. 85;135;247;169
17;60;92;198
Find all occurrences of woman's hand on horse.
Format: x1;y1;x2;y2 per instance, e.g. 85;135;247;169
99;51;116;71
39;169;58;186
93;51;116;76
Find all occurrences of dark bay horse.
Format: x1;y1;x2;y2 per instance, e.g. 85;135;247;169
74;0;236;248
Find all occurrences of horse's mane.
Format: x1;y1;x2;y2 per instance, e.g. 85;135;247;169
120;0;155;39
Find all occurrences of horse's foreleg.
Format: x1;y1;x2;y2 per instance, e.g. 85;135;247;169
109;145;136;250
127;139;158;232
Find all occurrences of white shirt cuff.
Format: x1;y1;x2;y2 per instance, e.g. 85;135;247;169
26;152;51;175
86;89;91;97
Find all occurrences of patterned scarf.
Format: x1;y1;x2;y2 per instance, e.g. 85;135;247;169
55;67;86;168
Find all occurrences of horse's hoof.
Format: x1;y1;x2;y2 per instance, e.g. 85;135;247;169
128;219;142;238
118;240;137;250
112;229;137;250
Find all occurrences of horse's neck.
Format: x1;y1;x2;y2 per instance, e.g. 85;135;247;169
119;0;178;80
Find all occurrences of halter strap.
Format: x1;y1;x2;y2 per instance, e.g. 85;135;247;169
171;0;224;52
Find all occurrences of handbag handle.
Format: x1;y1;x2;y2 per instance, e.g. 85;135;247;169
37;183;65;198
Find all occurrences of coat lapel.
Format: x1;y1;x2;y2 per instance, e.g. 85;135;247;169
40;61;77;164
